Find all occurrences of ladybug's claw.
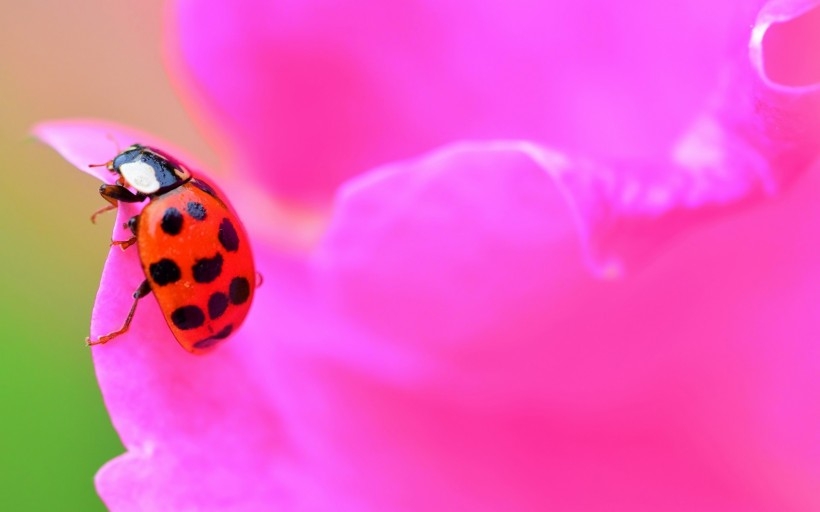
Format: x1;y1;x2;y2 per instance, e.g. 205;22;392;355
86;334;115;346
110;237;137;250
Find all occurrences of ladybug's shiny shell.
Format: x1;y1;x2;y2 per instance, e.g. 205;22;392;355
88;144;255;353
137;178;255;352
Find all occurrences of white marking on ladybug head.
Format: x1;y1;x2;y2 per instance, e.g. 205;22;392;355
120;160;161;194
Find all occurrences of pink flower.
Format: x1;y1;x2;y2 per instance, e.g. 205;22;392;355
36;0;820;510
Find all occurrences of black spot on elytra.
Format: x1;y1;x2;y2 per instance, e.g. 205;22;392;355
187;201;207;220
161;207;183;235
208;291;229;319
192;324;234;350
218;218;240;252
229;276;251;305
171;305;205;330
149;258;181;286
192;253;223;283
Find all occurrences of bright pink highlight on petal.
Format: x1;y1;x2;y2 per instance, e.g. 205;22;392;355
166;0;761;202
39;0;820;509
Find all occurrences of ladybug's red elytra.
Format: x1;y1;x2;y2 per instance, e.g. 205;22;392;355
87;144;255;353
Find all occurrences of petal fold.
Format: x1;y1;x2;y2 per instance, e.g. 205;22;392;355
278;142;820;510
39;0;820;508
43;126;820;510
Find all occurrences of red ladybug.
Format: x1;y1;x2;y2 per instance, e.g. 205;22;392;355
87;144;255;353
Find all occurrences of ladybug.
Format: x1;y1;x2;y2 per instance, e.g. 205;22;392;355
87;144;255;353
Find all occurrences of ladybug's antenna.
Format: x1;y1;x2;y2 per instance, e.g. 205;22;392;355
105;132;122;153
88;134;124;168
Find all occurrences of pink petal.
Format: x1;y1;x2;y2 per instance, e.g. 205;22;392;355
33;118;330;254
32;119;207;184
40;0;820;509
36;120;286;508
754;0;820;89
166;0;763;202
43;117;820;509
266;143;820;510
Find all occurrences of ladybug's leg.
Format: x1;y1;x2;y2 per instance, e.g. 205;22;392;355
91;184;146;223
111;216;139;251
86;280;151;346
99;184;146;203
90;204;117;223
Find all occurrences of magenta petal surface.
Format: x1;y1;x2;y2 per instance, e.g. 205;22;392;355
167;0;771;202
257;143;820;511
33;119;207;184
36;120;285;508
41;116;820;509
39;0;820;509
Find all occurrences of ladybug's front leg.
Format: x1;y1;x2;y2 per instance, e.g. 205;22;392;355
91;184;146;224
111;216;139;251
86;279;151;346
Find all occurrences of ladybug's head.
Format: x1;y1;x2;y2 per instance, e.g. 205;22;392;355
109;144;192;196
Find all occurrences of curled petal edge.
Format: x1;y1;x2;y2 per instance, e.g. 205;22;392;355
752;0;820;93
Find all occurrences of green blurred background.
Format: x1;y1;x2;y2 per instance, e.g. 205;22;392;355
1;2;215;509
